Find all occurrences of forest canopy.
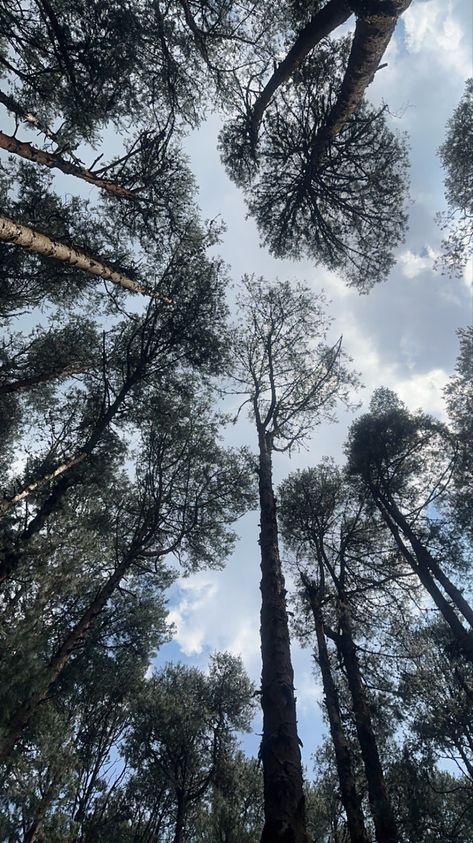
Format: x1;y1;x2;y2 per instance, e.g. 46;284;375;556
0;2;471;842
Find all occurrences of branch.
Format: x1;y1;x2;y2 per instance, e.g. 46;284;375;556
0;130;137;198
248;0;352;143
0;214;171;302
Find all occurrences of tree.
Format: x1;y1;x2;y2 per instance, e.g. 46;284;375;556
232;276;357;842
0;381;255;762
221;23;410;287
346;389;473;661
123;655;255;843
437;79;473;278
279;463;400;843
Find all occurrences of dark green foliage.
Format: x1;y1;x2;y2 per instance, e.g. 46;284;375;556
221;39;409;289
437;78;473;277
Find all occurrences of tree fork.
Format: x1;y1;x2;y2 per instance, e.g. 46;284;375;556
248;0;352;143
311;0;412;164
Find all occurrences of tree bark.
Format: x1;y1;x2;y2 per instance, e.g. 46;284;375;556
0;131;136;198
248;0;352;142
311;0;412;164
304;579;369;843
379;509;473;663
0;214;169;300
380;492;473;630
0;452;87;517
258;430;307;843
0;559;128;763
0;364;87;395
336;598;399;843
173;791;187;843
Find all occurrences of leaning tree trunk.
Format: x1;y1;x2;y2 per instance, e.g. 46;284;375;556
23;779;58;843
248;0;352;142
0;214;168;300
0;131;136;198
0;559;128;763
258;430;307;843
380;491;473;630
311;0;412;164
0;364;87;395
304;580;369;843
336;598;399;843
379;509;473;663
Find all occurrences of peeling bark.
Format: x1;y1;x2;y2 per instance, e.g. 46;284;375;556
258;431;307;843
336;599;399;843
0;214;170;300
304;578;369;843
0;131;137;198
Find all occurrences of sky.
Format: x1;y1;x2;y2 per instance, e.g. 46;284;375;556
155;0;473;770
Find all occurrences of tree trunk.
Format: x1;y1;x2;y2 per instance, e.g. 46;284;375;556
173;791;187;843
377;500;473;662
0;452;87;516
381;493;473;630
0;560;127;763
305;582;369;843
249;0;352;142
23;780;57;843
0;131;136;198
337;599;399;843
0;214;168;300
0;364;87;395
311;0;412;164
258;431;307;843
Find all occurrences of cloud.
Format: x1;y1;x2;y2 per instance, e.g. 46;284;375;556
167;576;219;656
398;246;438;279
403;1;472;78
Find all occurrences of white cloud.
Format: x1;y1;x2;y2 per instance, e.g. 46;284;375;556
167;576;220;656
398;246;438;279
403;1;472;78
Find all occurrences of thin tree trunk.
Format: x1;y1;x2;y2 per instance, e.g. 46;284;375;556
336;599;399;843
381;493;473;630
0;342;147;524
0;214;169;300
248;0;352;142
311;0;412;163
0;130;136;198
0;364;87;395
304;578;369;843
258;431;307;843
0;452;87;516
0;559;128;763
380;510;473;663
23;779;58;843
